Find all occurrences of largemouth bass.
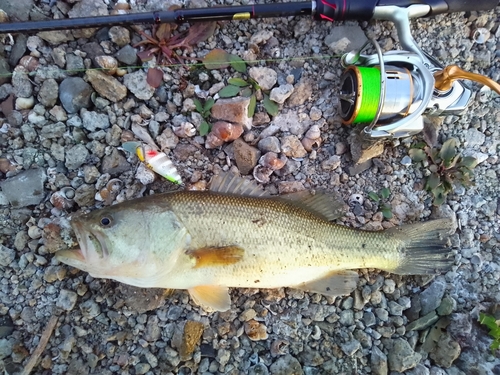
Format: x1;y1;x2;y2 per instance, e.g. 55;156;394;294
56;173;454;311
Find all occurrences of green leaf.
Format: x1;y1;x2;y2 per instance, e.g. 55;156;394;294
409;148;427;162
248;77;260;91
491;340;500;352
379;188;390;200
228;77;250;87
459;156;478;169
193;97;204;113
240;87;253;97
439;138;457;162
432;185;446;206
442;179;453;193
381;207;393;220
263;94;279;116
202;48;231;69
229;54;247;73
199;121;211;136
413;141;427;149
444;154;461;169
204;97;215;112
248;94;256;118
368;192;380;202
218;85;240;98
426;173;441;190
479;313;499;330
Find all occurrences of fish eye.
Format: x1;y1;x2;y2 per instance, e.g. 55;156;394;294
100;216;112;227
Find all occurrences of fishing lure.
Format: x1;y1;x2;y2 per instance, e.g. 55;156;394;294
122;141;182;185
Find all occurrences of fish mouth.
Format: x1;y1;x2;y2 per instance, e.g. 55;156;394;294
55;247;85;263
70;216;108;261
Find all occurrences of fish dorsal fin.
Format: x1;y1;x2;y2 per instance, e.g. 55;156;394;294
186;246;245;268
209;172;269;197
188;285;231;312
293;270;359;297
279;191;345;221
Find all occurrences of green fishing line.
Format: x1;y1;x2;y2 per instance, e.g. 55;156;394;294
353;67;381;124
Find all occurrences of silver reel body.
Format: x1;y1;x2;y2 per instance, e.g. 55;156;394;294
338;5;474;139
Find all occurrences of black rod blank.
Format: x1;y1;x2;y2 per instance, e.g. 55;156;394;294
0;2;313;34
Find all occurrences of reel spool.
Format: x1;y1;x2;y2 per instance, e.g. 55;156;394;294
339;65;416;125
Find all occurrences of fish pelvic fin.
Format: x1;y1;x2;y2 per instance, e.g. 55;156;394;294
188;285;231;312
186;246;245;268
209;172;269;197
292;270;359;297
388;219;456;275
279;191;345;221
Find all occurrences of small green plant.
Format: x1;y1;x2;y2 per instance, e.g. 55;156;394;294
134;18;216;87
368;187;393;219
202;49;279;117
478;313;500;353
409;138;478;206
192;97;215;136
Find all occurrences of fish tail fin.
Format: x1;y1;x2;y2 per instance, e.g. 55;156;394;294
389;219;455;275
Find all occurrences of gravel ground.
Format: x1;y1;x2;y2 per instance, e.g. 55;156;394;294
0;0;499;374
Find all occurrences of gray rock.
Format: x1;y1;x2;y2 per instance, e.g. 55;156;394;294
339;310;354;326
340;339;361;356
299;346;324;366
429;333;461;368
108;26;130;47
81;110;110;132
145;315;161;341
388;338;422;372
407;311;439;331
281;135;307;158
465;128;485;147
68;0;108;39
0;57;11;86
12;66;33;98
287;79;313;106
0;168;46;207
135;363;151;375
80;299;101;319
115;45;138;65
0;0;33;21
59;77;93;113
270;84;294;104
14;231;29;251
370;346;388;375
321;155;341;171
388;301;404;316
401;155;413;166
248;67;277;91
0;338;13;360
9;34;27;67
270;354;303;375
0;245;16;267
74;184;96;207
406;364;431;375
56;289;78;311
65;53;84;76
0;315;14;339
258;136;281;153
363;311;376;327
324;25;368;54
0;83;13;100
436;296;456;316
40;122;66;139
420;279;446;315
249;363;269;375
101;149;130;175
65;144;89;170
375;308;389;322
123;71;155;100
38;78;59;107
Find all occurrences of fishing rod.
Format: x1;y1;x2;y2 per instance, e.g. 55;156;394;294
0;0;499;139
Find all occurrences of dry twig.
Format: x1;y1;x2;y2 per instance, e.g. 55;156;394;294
20;315;59;375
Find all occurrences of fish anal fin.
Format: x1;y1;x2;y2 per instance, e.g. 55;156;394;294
189;285;231;312
187;246;244;268
209;172;269;197
280;191;345;221
293;270;359;297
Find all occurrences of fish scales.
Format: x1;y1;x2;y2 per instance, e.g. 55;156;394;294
166;191;402;286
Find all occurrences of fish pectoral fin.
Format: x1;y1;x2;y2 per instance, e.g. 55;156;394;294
279;191;345;221
188;285;231;312
186;246;244;268
293;270;359;297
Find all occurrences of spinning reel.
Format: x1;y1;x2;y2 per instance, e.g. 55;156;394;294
338;5;500;139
